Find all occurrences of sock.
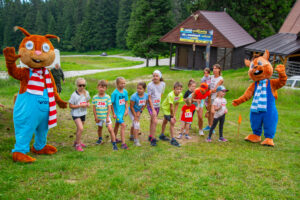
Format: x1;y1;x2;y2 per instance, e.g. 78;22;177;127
99;137;102;140
161;133;165;136
171;137;176;141
185;134;188;136
112;142;116;146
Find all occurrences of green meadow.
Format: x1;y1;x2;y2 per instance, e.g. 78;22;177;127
0;62;300;199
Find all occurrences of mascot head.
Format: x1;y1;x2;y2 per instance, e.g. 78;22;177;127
245;50;273;82
15;26;59;69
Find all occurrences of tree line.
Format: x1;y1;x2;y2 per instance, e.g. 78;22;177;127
0;0;295;59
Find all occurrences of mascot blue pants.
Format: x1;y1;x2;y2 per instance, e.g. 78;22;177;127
12;71;49;154
250;79;278;139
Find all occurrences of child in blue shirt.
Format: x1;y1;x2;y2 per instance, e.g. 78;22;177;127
111;77;129;149
129;82;152;146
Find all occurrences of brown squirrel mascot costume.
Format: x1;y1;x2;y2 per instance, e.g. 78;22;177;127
232;50;287;146
3;27;67;163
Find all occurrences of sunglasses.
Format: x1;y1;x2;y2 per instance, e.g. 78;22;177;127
78;84;86;87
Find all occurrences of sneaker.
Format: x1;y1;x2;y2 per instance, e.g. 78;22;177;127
177;134;183;139
159;134;170;141
113;145;118;151
199;130;204;136
185;135;192;139
150;138;157;146
116;138;121;143
219;137;228;142
75;144;84;151
203;126;211;131
206;138;212;142
170;139;181;147
96;139;103;145
80;143;86;148
121;143;128;149
134;141;141;146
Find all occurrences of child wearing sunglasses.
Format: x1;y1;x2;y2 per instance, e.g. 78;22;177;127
69;78;90;151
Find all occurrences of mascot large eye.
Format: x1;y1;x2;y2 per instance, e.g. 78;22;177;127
250;63;254;69
25;41;34;50
258;61;262;66
42;43;50;52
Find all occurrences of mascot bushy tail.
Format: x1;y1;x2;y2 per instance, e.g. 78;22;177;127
232;50;287;147
3;27;67;163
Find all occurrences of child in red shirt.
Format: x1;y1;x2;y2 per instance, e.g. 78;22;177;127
177;98;196;139
193;82;211;136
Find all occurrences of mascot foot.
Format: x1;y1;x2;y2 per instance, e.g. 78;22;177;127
12;152;36;163
31;144;57;155
245;134;261;143
261;138;274;147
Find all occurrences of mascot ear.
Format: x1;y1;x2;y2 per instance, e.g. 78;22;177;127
45;34;60;43
14;26;31;37
263;49;270;60
244;59;251;67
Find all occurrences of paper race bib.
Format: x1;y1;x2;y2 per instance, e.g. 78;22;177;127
185;112;192;118
97;101;106;108
80;101;87;105
138;99;146;106
174;96;180;102
153;99;160;106
119;99;125;105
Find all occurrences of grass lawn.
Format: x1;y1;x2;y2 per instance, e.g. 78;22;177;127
0;56;143;71
0;66;299;199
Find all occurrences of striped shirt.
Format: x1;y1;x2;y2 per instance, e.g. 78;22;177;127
92;94;112;120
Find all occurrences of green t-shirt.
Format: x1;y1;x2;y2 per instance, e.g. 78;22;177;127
92;94;112;120
162;91;183;115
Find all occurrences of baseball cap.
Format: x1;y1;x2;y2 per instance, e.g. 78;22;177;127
199;83;208;92
216;85;229;92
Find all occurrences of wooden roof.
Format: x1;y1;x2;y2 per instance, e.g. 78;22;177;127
245;33;300;56
160;10;255;48
279;0;300;34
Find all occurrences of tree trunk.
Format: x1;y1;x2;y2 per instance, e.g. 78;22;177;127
146;58;149;67
156;56;159;66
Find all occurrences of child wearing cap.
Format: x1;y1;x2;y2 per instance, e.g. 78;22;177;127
147;70;165;146
206;85;228;142
192;82;211;136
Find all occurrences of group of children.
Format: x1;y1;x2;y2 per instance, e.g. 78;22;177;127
69;65;229;151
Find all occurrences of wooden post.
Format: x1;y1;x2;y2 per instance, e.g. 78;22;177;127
169;43;173;69
156;56;159;66
272;54;276;68
223;48;227;70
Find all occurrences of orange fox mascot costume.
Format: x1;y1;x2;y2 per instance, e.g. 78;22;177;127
3;27;67;163
232;50;287;146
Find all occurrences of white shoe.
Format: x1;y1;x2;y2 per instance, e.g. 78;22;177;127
134;140;141;146
177;134;183;139
199;130;204;136
185;135;192;139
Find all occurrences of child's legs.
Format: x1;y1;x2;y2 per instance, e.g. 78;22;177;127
97;126;103;138
180;121;186;133
209;104;215;126
197;107;203;129
120;123;126;144
218;114;225;138
185;123;190;135
209;117;219;138
74;118;84;144
170;118;176;138
107;124;116;142
133;120;140;139
114;122;120;137
149;110;158;137
161;118;168;134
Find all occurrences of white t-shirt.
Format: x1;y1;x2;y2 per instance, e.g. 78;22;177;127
69;90;91;117
210;75;223;99
213;97;227;118
147;81;165;108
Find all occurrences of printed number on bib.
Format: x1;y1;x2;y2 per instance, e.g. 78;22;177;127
119;99;125;105
97;101;106;107
153;99;160;106
80;101;86;105
138;100;146;106
185;112;192;118
174;97;180;102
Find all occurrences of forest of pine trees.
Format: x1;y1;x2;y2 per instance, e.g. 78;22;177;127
0;0;296;58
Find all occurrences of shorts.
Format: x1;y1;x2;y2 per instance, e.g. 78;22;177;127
199;99;205;108
164;115;173;122
181;120;192;124
128;109;141;129
96;117;112;127
115;115;125;124
147;105;160;116
72;115;86;122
